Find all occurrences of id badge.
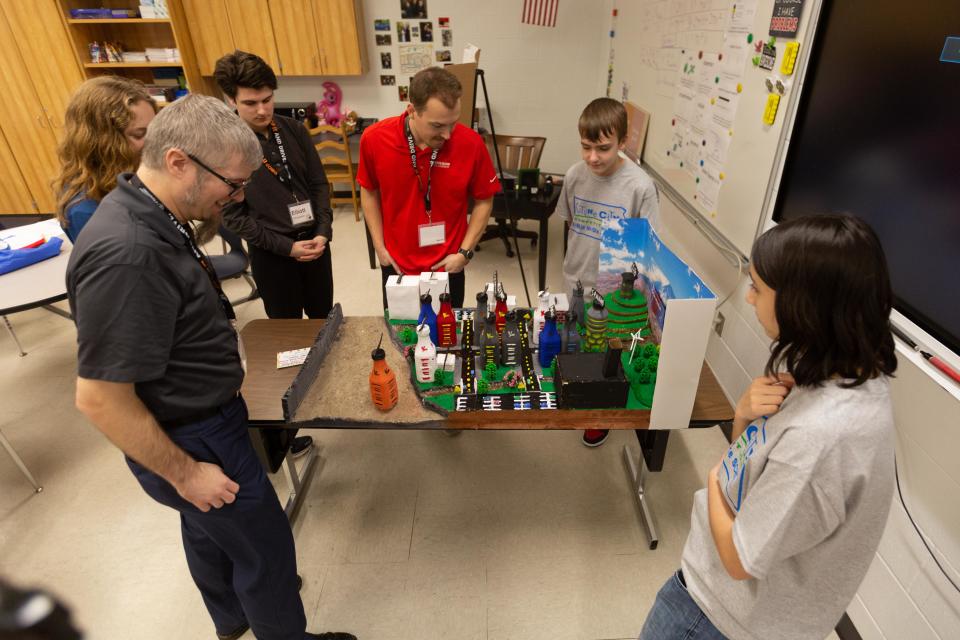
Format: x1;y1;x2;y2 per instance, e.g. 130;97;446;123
418;221;446;247
288;200;314;225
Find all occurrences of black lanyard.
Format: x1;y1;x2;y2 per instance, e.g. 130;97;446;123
404;116;439;221
132;177;236;322
262;120;300;200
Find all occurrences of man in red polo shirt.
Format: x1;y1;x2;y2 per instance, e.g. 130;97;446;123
358;67;499;309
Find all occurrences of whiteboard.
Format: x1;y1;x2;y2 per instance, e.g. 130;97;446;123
611;0;820;255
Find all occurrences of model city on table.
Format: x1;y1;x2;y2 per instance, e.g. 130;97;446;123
384;269;661;413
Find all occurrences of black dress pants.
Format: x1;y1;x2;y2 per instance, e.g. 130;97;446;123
249;244;333;319
126;397;305;640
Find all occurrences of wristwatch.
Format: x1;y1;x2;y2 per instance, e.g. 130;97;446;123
458;247;474;262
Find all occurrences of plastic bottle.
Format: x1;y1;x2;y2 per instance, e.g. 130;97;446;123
475;290;488;325
480;311;499;370
532;289;550;346
494;286;509;334
583;295;608;352
417;293;438;345
414;323;437;383
436;291;457;347
501;310;522;366
538;309;562;368
568;280;585;328
369;335;398;411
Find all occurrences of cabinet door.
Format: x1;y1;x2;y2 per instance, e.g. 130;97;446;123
181;0;236;76
268;0;323;75
313;0;364;76
0;0;83;140
0;9;59;213
224;0;281;73
0;130;35;214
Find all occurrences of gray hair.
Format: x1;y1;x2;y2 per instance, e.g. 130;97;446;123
140;94;261;172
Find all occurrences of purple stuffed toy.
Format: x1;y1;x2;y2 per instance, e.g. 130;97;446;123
318;81;343;126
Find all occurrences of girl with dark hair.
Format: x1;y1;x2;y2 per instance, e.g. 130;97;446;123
640;214;898;640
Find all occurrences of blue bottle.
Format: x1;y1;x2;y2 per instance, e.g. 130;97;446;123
538;309;561;368
418;293;438;345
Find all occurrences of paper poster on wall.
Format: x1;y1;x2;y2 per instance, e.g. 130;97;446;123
441;29;452;47
400;0;427;19
399;44;434;74
380;75;396;86
376;34;392;46
436;50;451;62
397;21;411;42
381;52;392;69
726;0;758;34
398;85;409;102
438;16;449;28
374;18;390;31
420;22;434;42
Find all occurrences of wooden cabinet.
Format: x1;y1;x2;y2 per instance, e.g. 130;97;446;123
0;0;81;214
56;0;219;96
185;0;365;77
313;0;364;76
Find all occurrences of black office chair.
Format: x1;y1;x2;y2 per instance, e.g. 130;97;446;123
477;134;546;257
208;225;259;305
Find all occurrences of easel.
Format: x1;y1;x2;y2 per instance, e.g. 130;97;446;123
447;62;533;307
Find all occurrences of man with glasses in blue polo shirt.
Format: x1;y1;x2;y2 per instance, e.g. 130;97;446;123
67;95;355;640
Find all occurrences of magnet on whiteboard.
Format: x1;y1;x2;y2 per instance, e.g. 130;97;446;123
765;77;775;92
747;33;753;43
719;172;725;180
736;83;743;93
710;97;716;105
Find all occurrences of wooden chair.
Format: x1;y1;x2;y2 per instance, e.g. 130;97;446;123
478;134;547;257
309;123;360;222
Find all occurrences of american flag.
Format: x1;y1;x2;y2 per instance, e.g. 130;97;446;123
521;0;559;27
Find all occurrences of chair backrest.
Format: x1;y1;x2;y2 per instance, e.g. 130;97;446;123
309;123;354;175
482;134;546;173
210;225;249;280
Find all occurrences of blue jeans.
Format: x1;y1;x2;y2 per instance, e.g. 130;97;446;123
639;570;728;640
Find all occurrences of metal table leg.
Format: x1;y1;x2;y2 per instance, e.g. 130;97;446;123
623;444;659;550
3;316;27;357
280;444;321;520
0;428;42;492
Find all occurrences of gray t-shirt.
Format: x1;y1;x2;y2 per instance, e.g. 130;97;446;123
556;158;659;297
681;376;895;640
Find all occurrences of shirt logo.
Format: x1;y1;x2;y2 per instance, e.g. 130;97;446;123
435;161;451;168
570;197;628;241
720;417;768;512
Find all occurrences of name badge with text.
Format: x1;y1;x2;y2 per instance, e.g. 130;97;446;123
288;200;314;226
418;221;446;247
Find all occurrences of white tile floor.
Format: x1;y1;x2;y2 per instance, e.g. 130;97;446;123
0;207;837;639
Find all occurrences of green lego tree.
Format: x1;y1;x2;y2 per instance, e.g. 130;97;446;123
636;369;652;385
433;367;445;385
642;343;658;358
477;379;488;394
632;358;647;374
484;361;497;381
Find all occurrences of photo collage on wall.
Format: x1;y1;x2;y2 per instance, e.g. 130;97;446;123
375;1;454;102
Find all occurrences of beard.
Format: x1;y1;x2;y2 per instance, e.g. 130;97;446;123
182;174;222;246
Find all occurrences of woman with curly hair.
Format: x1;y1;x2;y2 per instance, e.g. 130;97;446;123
53;76;157;242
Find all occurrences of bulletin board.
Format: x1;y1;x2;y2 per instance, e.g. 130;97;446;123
610;0;820;255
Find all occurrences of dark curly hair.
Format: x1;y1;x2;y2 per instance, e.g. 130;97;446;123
751;214;897;388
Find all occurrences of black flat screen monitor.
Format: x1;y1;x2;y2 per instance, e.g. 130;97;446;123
773;0;960;355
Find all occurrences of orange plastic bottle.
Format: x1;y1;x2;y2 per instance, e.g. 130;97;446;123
369;335;398;411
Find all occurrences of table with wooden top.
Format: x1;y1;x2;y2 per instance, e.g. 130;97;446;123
240;315;734;549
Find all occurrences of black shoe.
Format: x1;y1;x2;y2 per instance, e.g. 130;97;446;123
217;625;248;640
290;435;314;458
215;576;303;639
306;633;358;640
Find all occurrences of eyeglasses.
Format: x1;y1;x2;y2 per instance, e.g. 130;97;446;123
187;153;252;198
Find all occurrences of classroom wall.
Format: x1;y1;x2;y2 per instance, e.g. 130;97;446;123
273;0;613;173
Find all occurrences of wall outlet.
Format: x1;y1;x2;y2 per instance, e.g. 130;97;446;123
714;312;725;337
